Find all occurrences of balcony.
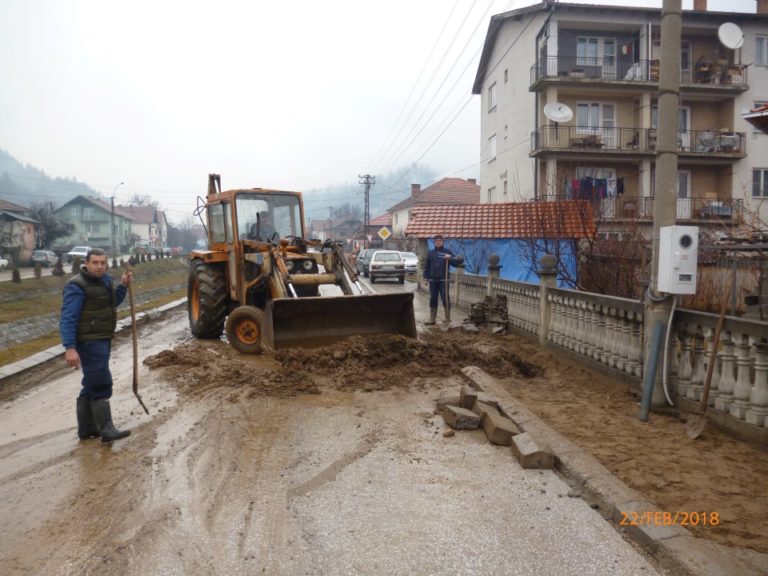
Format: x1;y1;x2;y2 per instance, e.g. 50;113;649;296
529;56;748;92
536;195;743;223
530;126;746;159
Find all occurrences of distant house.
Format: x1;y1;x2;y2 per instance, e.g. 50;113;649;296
388;178;480;237
406;201;596;285
0;198;39;264
54;195;133;253
308;217;362;245
119;205;168;253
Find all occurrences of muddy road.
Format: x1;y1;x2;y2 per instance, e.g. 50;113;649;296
0;288;661;576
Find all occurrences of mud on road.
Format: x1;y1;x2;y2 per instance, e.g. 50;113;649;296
1;306;764;575
149;327;768;556
144;330;539;398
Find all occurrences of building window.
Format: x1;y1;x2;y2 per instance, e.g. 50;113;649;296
754;169;768;197
504;125;508;139
487;186;495;202
576;102;614;133
503;180;508;195
394;213;398;225
70;207;78;217
757;35;768;66
488;134;497;162
488;83;496;112
86;223;100;234
83;207;94;220
504;69;508;83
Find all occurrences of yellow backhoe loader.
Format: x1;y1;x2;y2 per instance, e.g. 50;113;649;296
188;174;416;353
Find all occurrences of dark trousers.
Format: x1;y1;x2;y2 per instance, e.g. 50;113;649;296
429;280;449;310
76;339;114;400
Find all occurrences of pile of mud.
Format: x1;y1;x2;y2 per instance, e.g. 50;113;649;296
143;329;540;398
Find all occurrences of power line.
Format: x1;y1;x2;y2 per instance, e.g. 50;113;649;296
378;1;494;174
370;0;462;173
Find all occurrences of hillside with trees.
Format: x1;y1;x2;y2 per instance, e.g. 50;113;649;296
0;149;98;208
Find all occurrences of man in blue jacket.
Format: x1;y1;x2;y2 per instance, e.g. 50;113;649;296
424;235;462;325
60;248;133;443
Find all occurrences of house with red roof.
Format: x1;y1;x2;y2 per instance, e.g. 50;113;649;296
388;178;480;237
119;205;168;253
406;201;596;285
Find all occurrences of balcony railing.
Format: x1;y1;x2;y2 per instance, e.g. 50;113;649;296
530;56;748;88
536;195;743;222
530;126;746;156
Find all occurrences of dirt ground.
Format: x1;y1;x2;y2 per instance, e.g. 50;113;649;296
141;327;768;555
482;330;768;555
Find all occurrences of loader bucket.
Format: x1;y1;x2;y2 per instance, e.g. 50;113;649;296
261;293;416;351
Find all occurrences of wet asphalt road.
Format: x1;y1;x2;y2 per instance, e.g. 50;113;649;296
0;286;661;576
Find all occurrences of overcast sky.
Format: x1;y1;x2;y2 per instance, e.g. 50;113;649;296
0;0;756;224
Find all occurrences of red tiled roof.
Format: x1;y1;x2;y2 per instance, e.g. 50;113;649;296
118;204;157;224
405;201;596;239
369;213;392;226
0;197;29;212
388;178;480;212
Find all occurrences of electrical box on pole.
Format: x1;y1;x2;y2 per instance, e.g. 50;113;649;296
658;225;698;294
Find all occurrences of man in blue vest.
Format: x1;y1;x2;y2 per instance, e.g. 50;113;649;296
60;248;133;443
424;235;462;325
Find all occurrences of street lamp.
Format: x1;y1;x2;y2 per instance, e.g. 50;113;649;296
111;182;124;257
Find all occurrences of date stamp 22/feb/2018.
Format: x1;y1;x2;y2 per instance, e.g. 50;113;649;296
619;511;720;527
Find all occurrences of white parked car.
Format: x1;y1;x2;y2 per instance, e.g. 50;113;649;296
67;246;92;263
369;250;405;284
0;255;8;271
399;251;418;274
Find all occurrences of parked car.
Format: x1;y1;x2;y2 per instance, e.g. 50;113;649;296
369;250;405;284
399;251;418;274
67;246;92;263
30;249;58;267
0;255;8;271
355;248;376;277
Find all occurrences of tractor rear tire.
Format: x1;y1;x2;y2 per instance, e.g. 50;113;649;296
188;260;227;339
225;306;264;354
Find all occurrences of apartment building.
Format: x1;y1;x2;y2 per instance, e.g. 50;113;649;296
473;0;768;235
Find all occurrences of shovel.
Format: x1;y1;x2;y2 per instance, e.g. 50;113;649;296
685;281;731;439
124;264;149;415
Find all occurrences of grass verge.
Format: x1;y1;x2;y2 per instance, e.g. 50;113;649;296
0;281;188;368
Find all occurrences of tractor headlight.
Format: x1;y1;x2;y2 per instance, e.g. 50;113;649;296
285;260;295;271
302;260;314;271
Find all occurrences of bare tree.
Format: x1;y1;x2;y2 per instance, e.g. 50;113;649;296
127;193;159;208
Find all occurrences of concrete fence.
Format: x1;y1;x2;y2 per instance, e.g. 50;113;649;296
441;258;768;436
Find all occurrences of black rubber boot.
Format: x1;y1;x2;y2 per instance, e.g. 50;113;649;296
91;399;131;443
76;397;99;440
425;308;438;325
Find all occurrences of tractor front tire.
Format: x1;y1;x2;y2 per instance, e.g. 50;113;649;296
188;260;227;339
225;306;264;354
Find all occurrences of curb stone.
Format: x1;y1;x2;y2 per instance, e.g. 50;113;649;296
459;365;768;576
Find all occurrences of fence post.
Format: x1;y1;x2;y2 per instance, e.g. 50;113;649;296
453;260;464;309
487;254;501;297
538;254;558;345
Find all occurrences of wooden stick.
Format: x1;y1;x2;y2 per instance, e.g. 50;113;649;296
125;264;149;415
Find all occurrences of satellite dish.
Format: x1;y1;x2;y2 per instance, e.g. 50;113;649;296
543;103;573;123
718;22;744;50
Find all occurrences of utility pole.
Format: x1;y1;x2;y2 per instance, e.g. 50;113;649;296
111;182;124;257
644;0;681;408
329;206;334;241
359;174;375;248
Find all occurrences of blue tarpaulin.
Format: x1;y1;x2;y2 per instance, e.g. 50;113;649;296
428;238;577;288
